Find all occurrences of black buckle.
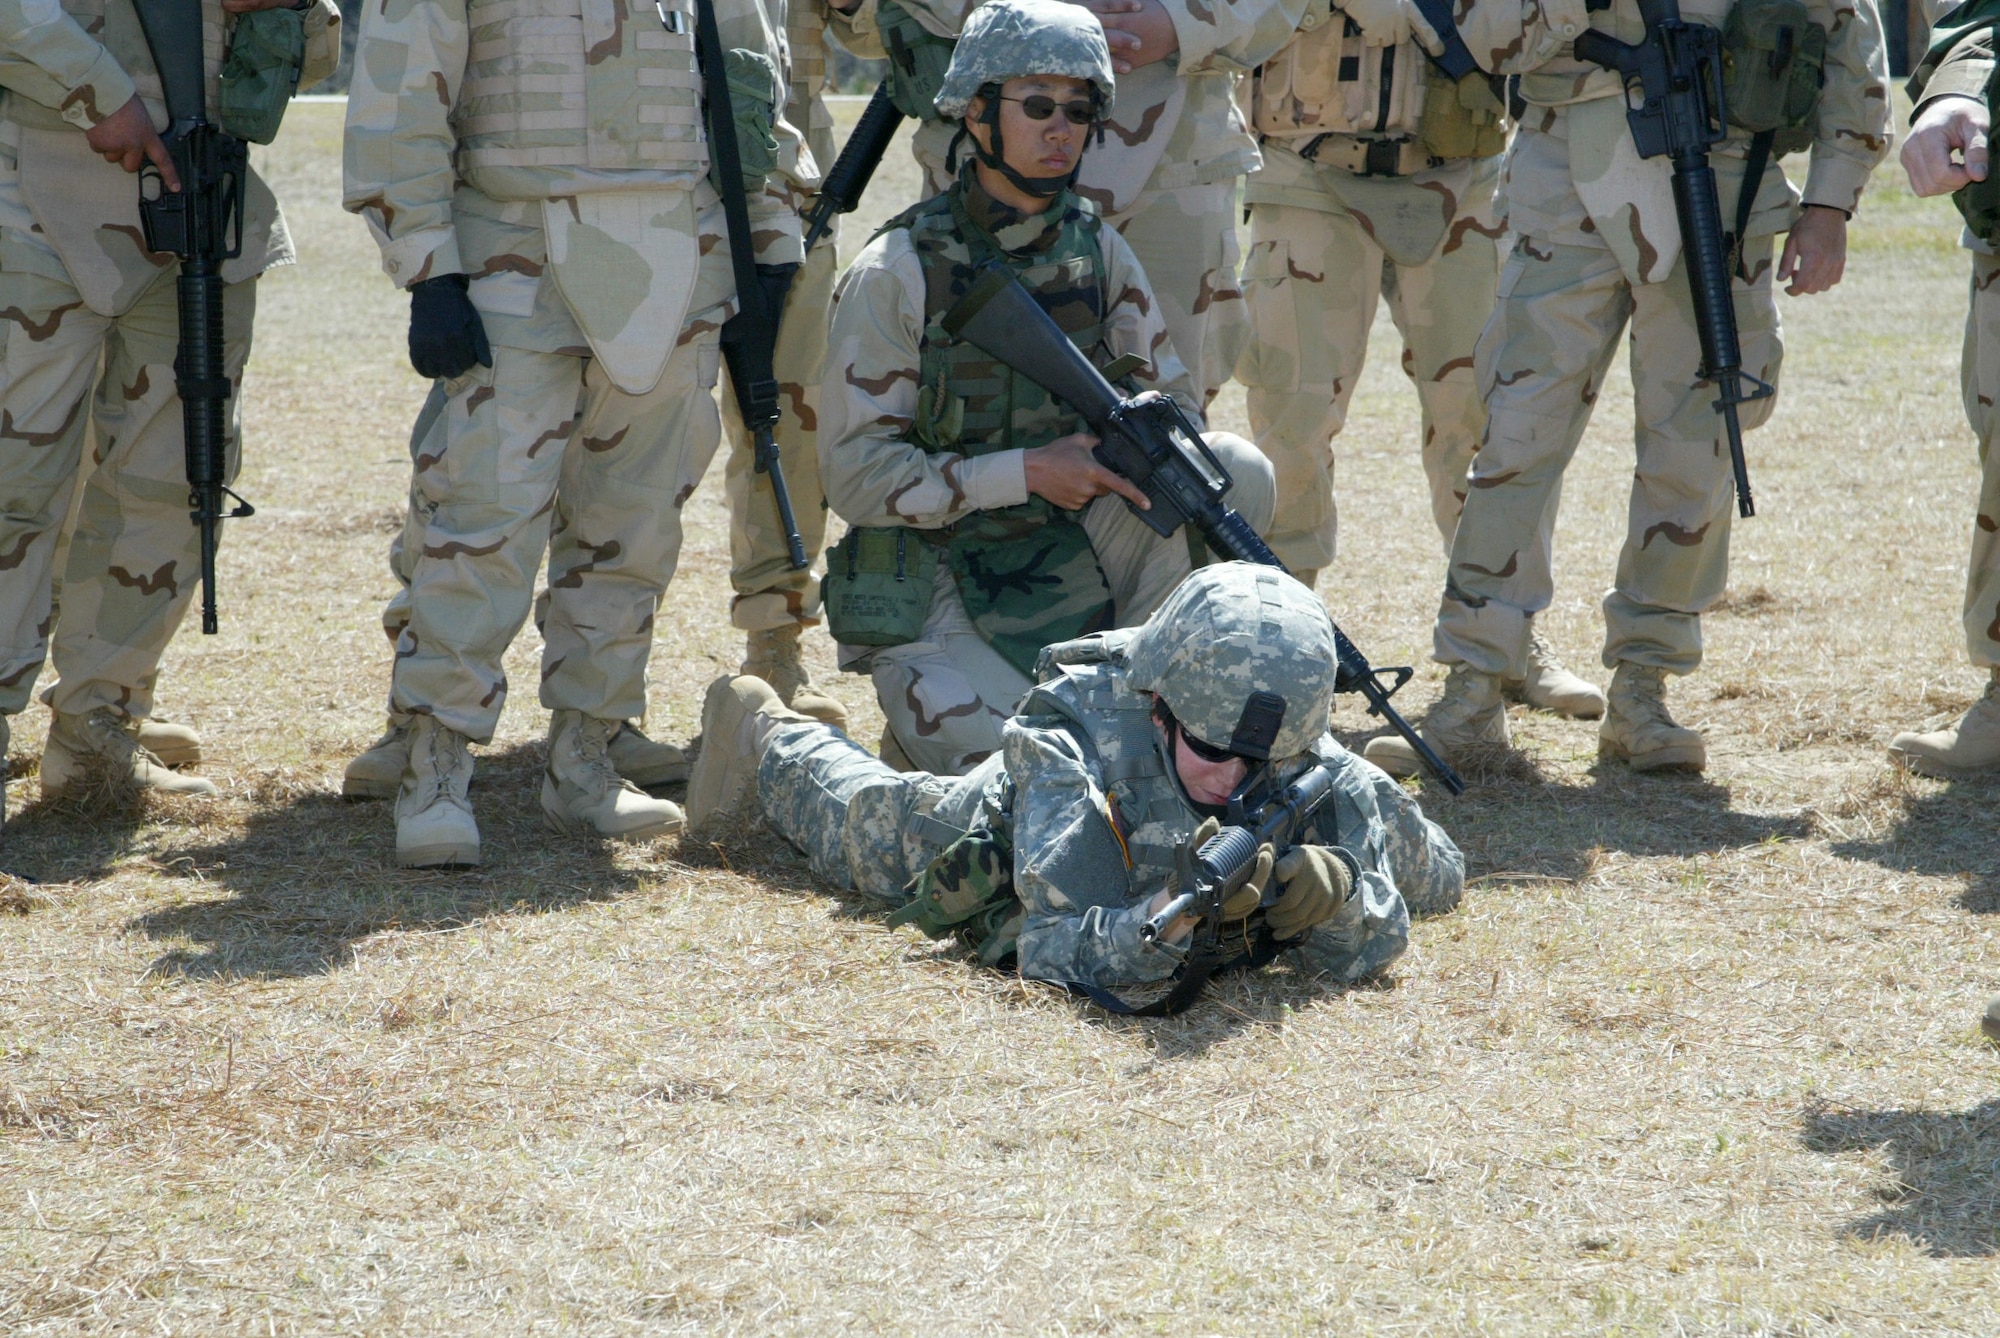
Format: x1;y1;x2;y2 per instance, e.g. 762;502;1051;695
1361;139;1402;177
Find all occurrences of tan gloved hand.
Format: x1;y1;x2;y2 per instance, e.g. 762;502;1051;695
1220;843;1275;920
1339;0;1412;47
1267;845;1353;940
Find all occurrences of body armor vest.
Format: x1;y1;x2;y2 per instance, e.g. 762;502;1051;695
454;0;706;173
886;178;1120;675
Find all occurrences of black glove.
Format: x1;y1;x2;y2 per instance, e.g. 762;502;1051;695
407;273;492;380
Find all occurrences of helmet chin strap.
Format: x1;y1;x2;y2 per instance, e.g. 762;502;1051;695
951;87;1097;200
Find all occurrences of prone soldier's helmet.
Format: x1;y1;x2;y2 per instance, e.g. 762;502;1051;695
934;0;1115;196
1124;563;1338;764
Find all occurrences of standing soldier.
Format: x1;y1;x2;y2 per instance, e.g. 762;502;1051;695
342;0;804;865
0;0;341;818
1365;0;1889;779
718;0;869;728
1892;2;2000;781
863;0;1308;406
1237;0;1602;719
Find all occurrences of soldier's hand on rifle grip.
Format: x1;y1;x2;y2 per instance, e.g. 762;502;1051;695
1220;844;1275;920
85;95;179;188
1776;203;1847;297
1024;431;1151;512
1267;844;1353;941
407;274;493;380
1903;95;1990;198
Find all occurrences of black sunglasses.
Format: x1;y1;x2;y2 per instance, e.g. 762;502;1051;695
1157;701;1248;765
999;94;1097;126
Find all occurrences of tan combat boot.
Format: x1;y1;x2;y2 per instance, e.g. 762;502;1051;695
344;717;411;800
685;675;818;830
42;708;219;800
878;724;916;773
542;710;684;839
606;720;688;787
1887;670;2000;779
1599;662;1705;772
743;624;848;729
396;717;480;867
1362;664;1509;779
135;719;202;768
1503;622;1606;720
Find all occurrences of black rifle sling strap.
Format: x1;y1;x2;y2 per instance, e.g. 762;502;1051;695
694;0;769;347
1727;128;1776;281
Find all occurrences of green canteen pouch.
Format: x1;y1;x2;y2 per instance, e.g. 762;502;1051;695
1720;0;1825;151
1417;66;1510;161
218;7;306;145
1957;161;2000;246
821;526;939;647
714;47;781;195
879;0;957;121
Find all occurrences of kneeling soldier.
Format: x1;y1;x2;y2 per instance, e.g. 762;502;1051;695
687;563;1465;1012
820;0;1275;777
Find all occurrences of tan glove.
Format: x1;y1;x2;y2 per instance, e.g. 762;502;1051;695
1220;843;1275;920
1339;0;1412;47
1267;845;1353;940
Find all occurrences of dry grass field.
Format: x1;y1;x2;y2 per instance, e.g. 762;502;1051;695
3;95;1999;1334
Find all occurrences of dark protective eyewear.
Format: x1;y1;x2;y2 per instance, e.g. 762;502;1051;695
999;94;1097;126
1178;725;1247;765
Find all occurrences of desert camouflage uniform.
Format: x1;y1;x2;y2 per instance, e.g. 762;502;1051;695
724;0;877;635
863;0;1309;405
345;0;805;742
1430;0;1888;678
0;0;339;721
1909;13;2000;670
752;626;1461;1007
1238;10;1509;570
821;173;1274;775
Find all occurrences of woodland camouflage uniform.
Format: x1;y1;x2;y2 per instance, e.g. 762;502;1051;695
735;564;1464;1011
343;0;804;748
821;171;1274;776
0;0;340;733
852;0;1311;405
1238;5;1509;573
1890;3;2000;774
1367;0;1888;776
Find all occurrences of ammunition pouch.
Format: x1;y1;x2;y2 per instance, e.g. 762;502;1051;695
821;525;940;647
887;819;1022;968
1416;66;1509;161
880;0;957;122
711;47;781;196
218;7;306;145
1252;14;1429;141
1720;0;1825;156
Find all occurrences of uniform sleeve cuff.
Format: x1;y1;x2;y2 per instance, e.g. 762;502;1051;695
1920;58;1994;110
379;228;461;287
58;49;136;129
751;212;805;266
1801;157;1874;215
962;449;1030;510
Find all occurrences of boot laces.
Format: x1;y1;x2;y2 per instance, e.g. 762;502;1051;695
1617;666;1679;729
566;716;626;792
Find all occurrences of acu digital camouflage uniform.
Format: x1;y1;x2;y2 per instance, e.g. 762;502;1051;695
1889;4;2000;773
0;0;340;739
1238;5;1509;573
745;563;1464;1010
821;170;1274;776
850;0;1310;405
1372;0;1887;772
343;0;804;747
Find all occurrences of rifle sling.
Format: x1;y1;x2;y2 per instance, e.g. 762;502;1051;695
1727;128;1776;279
692;0;773;346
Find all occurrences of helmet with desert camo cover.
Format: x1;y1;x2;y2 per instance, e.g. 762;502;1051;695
1123;563;1337;763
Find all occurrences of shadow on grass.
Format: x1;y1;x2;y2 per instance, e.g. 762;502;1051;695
1827;774;2000;914
1803;1096;2000;1257
1399;751;1815;884
77;742;653;980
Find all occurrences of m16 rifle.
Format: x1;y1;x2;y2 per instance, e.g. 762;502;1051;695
132;0;254;634
694;0;808;569
941;262;1465;795
1137;759;1341;943
1575;0;1774;518
802;81;905;251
